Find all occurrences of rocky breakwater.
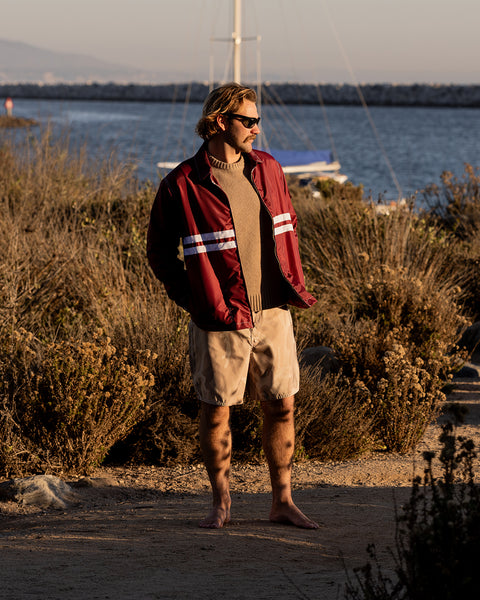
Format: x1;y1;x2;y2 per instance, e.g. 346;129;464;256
268;83;480;107
2;82;480;106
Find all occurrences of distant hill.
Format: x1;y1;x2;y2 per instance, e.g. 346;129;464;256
0;39;160;83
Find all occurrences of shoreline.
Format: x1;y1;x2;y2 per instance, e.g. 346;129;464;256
2;82;480;107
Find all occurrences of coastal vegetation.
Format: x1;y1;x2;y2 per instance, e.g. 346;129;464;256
0;115;38;128
0;128;477;476
345;408;480;600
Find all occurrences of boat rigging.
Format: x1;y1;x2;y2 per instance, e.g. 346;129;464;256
157;0;347;185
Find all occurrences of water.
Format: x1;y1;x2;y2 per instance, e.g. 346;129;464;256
5;98;480;201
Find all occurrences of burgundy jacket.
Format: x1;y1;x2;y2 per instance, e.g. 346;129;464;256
147;144;316;331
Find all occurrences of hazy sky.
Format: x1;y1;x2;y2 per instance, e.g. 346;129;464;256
2;0;479;83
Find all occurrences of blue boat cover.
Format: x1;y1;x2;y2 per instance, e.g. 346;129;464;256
268;149;333;166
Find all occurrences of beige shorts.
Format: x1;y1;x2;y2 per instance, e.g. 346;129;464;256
188;307;300;406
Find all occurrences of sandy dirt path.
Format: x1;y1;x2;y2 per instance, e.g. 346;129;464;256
1;371;479;600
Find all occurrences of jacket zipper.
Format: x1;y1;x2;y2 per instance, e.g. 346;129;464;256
209;173;254;324
249;167;306;305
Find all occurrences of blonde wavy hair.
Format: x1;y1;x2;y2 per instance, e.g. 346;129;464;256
196;83;257;140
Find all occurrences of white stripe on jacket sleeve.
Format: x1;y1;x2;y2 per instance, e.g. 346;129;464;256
183;229;235;245
182;229;237;256
273;213;294;236
183;240;237;256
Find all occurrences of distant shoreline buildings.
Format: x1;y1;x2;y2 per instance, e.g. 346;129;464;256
1;82;480;107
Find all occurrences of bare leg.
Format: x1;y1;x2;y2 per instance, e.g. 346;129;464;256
262;396;319;529
199;403;232;528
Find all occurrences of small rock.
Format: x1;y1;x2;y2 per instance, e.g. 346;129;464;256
299;346;340;373
13;474;78;510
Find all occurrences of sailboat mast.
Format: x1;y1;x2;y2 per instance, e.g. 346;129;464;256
233;0;242;84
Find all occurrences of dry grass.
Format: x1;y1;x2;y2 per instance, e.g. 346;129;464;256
290;181;469;452
421;163;480;320
0;129;475;474
0;128;197;473
0;328;153;476
0;115;38;128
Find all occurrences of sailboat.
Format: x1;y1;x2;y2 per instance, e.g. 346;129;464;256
157;0;347;184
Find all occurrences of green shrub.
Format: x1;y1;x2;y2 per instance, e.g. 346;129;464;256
345;409;480;599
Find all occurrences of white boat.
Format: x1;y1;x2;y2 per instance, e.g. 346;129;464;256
267;149;347;183
157;0;347;184
157;151;347;184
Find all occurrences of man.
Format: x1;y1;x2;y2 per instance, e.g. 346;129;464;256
147;83;318;529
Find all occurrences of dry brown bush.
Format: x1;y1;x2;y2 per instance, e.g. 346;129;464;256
295;366;374;460
0;129;200;473
0;128;475;473
421;164;480;319
421;163;480;237
290;187;468;453
0;328;153;476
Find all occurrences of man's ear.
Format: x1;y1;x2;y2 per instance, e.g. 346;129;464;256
216;113;228;132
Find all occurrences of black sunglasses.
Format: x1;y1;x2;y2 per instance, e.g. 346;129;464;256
227;113;261;128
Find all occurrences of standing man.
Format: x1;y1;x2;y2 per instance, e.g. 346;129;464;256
147;83;318;529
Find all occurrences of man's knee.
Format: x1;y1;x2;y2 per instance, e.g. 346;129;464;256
261;395;295;420
200;402;230;427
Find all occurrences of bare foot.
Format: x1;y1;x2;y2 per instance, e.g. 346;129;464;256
270;502;319;529
199;506;231;529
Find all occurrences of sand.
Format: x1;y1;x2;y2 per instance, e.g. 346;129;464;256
1;372;479;600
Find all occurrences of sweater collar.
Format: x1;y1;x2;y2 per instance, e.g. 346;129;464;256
194;142;262;180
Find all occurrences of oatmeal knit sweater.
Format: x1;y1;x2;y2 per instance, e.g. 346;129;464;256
209;154;287;312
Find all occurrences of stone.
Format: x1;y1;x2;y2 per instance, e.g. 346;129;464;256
299;346;340;373
12;474;78;510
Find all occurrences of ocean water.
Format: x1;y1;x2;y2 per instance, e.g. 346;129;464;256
6;97;480;202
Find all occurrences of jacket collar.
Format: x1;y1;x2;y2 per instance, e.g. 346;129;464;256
194;142;263;181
